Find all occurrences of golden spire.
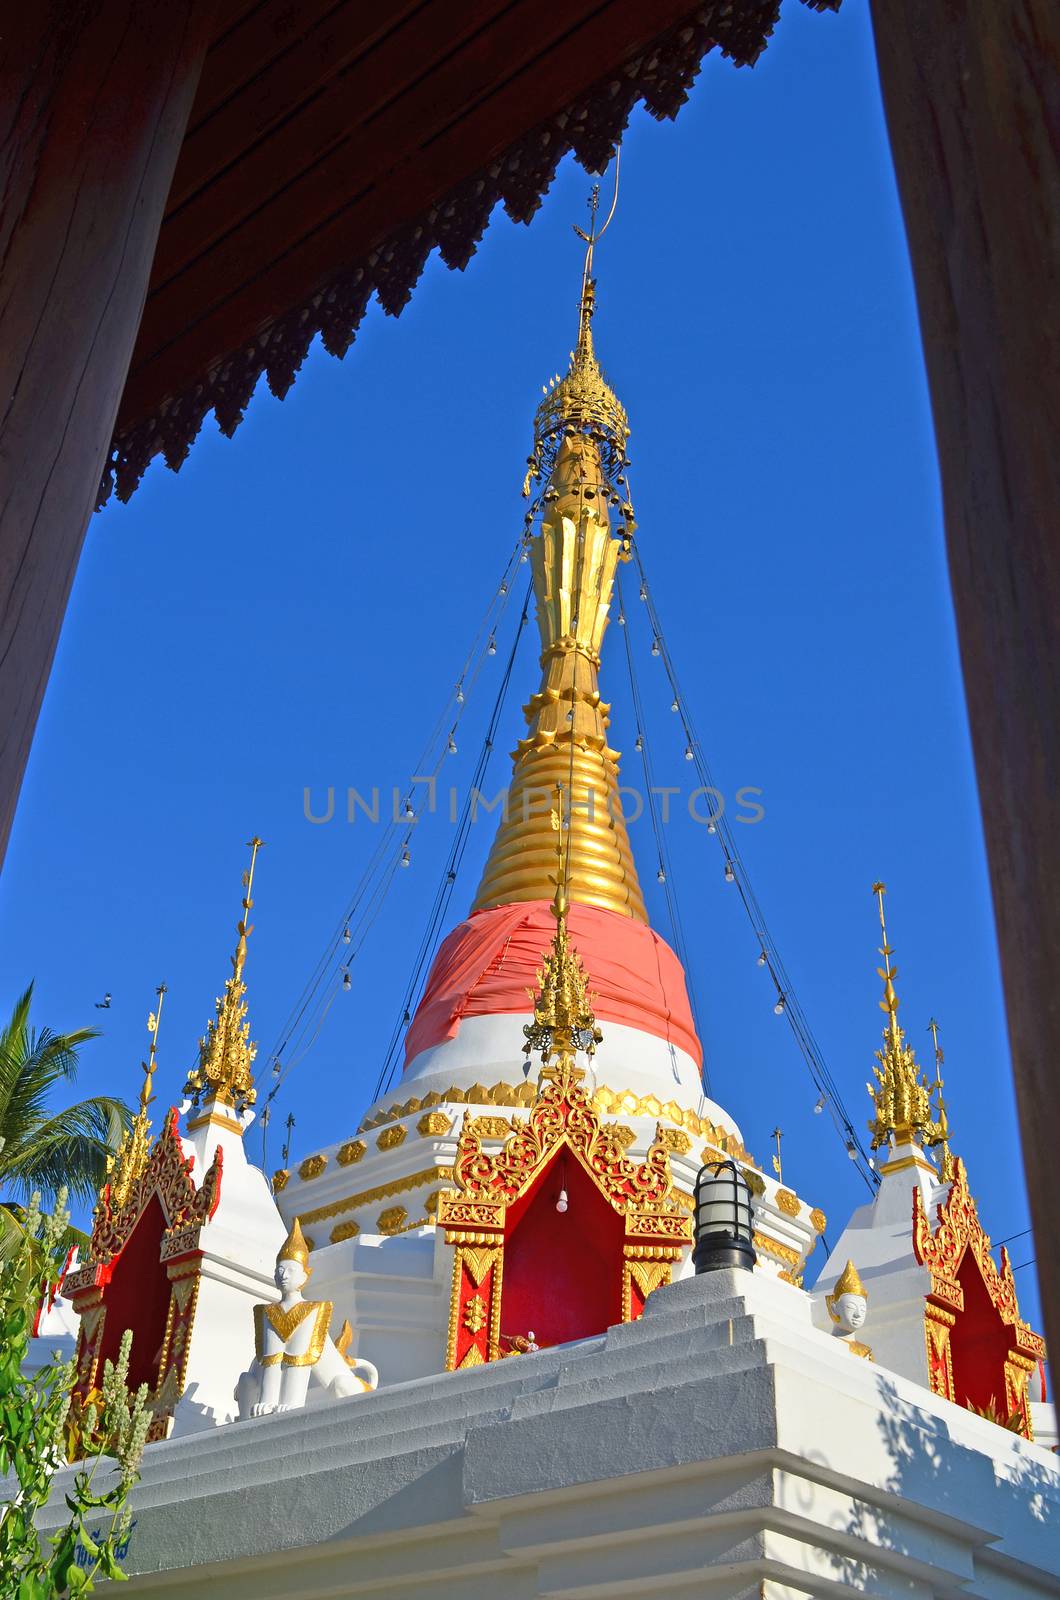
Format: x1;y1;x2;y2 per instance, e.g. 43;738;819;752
473;169;646;922
526;170;630;490
185;838;263;1110
108;984;166;1208
866;883;941;1151
521;786;603;1083
925;1017;955;1180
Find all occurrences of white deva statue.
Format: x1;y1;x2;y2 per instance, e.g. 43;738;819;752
825;1258;873;1361
236;1219;378;1418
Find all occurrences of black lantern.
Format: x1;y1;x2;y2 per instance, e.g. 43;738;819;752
692;1159;756;1273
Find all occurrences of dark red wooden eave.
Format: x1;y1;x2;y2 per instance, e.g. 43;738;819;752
105;0;834;503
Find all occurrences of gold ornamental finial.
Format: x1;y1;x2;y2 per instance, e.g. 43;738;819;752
108;984;167;1209
522;786;603;1084
526;154;629;494
866;883;941;1152
185;837;264;1111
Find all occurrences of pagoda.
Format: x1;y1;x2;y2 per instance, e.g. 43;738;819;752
271;215;824;1381
45;211;1059;1599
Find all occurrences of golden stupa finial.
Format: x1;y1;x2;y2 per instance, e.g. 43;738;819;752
185;837;263;1111
108;984;167;1209
476;160;646;924
521;785;603;1084
866;883;941;1152
525;153;629;493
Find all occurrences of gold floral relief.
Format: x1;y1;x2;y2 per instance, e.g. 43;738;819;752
466;1115;512;1139
338;1139;367;1165
354;1082;760;1167
330;1219;360;1244
417;1112;452;1137
463;1294;487;1335
657;1127;692;1155
376;1205;407;1235
299;1153;327;1182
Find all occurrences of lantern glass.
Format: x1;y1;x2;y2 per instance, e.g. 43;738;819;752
692;1158;756;1273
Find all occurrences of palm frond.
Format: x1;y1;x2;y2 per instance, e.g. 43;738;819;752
0;986;132;1212
2;1096;132;1204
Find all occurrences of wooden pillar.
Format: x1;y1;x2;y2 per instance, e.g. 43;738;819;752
869;2;1060;1356
0;2;214;865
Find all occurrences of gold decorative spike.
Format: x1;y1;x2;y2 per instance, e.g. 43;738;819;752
473;169;645;923
866;884;943;1152
185;838;263;1110
521;787;603;1086
925;1017;955;1180
108;984;167;1209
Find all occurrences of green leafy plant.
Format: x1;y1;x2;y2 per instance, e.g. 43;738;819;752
0;1192;150;1594
966;1393;1026;1433
0;983;131;1262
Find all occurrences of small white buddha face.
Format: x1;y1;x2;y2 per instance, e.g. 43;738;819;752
275;1257;309;1296
834;1292;867;1333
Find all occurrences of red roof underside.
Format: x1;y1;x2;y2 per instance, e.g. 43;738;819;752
404;900;702;1070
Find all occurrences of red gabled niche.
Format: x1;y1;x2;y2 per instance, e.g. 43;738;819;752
500;1144;625;1350
95;1194;172;1393
951;1247;1019;1417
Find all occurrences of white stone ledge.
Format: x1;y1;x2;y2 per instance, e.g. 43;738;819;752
31;1271;1059;1598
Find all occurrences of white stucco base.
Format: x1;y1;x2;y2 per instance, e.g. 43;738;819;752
36;1267;1059;1598
169;1098;288;1435
403;1011;716;1120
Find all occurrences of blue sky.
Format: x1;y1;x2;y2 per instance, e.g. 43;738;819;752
0;2;1040;1325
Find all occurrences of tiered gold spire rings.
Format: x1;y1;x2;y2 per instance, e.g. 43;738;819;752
185;837;263;1111
866;883;944;1153
108;983;167;1209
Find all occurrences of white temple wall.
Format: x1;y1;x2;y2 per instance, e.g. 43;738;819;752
33;1268;1058;1599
